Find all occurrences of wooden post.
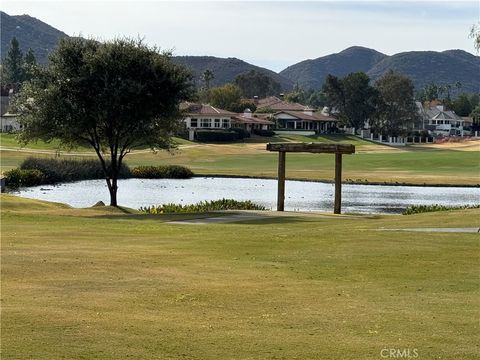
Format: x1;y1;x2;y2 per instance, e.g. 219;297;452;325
266;143;355;213
334;152;342;214
277;151;286;211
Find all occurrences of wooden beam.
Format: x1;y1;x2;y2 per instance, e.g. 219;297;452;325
334;153;342;214
277;151;286;211
267;142;355;154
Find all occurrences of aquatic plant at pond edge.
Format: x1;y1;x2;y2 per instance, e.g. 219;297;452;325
403;204;480;215
139;199;266;214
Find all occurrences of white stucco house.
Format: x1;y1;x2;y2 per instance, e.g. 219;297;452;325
273;108;339;132
254;96;338;132
231;109;274;132
0;112;21;132
180;102;236;140
0;93;21;133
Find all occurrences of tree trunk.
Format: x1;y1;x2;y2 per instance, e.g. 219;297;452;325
108;156;119;207
109;180;118;207
92;145;120;207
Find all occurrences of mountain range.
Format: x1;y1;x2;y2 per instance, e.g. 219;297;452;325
172;56;293;91
1;11;479;93
1;11;67;64
281;46;479;93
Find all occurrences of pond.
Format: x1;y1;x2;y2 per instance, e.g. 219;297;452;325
12;177;480;214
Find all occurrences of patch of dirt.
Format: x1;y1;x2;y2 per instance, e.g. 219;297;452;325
410;139;480;151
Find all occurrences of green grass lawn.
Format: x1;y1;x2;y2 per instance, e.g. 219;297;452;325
1;194;479;359
1;133;479;185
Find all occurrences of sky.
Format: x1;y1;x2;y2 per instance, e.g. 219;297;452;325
2;0;478;72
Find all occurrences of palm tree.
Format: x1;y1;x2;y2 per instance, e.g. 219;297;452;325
201;69;214;91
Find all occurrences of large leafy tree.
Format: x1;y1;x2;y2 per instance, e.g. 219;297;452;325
450;93;473;117
234;70;281;98
23;48;38;82
470;105;480;131
371;71;419;136
323;72;377;129
208;83;242;111
417;82;439;102
15;37;193;206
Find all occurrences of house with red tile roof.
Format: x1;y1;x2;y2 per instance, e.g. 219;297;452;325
255;96;338;132
180;102;274;140
180;97;338;140
231;109;274;133
273;108;338;133
255;96;306;112
180;102;236;140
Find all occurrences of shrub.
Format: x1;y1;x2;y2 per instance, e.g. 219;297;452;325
228;100;257;113
195;130;239;142
131;165;193;179
230;127;251;139
140;198;266;214
403;204;480;215
19;157;131;184
4;168;46;188
253;129;275;137
255;107;275;114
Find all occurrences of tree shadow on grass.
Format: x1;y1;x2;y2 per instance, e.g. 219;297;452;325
91;211;312;225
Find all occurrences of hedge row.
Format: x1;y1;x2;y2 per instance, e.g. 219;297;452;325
253;129;275;137
3;169;46;188
195;128;250;142
4;157;194;188
131;165;193;179
20;157;131;184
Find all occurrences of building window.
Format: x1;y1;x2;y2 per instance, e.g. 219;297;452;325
214;119;221;128
201;118;211;128
222;119;229;128
190;118;198;128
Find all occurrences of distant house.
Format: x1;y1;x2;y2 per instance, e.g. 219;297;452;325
180;96;338;140
255;96;306;112
417;102;465;136
0;112;20;133
180;102;236;140
273;108;338;132
231;109;274;132
255;96;338;133
0;88;21;133
461;116;474;134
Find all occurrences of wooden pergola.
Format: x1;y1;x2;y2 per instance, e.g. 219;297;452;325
266;143;356;214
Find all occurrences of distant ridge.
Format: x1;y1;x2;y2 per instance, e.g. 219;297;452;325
280;46;480;93
366;50;480;93
1;11;67;64
1;11;478;93
172;56;294;91
280;46;387;90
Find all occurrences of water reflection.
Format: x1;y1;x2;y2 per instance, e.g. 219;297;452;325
13;177;480;214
